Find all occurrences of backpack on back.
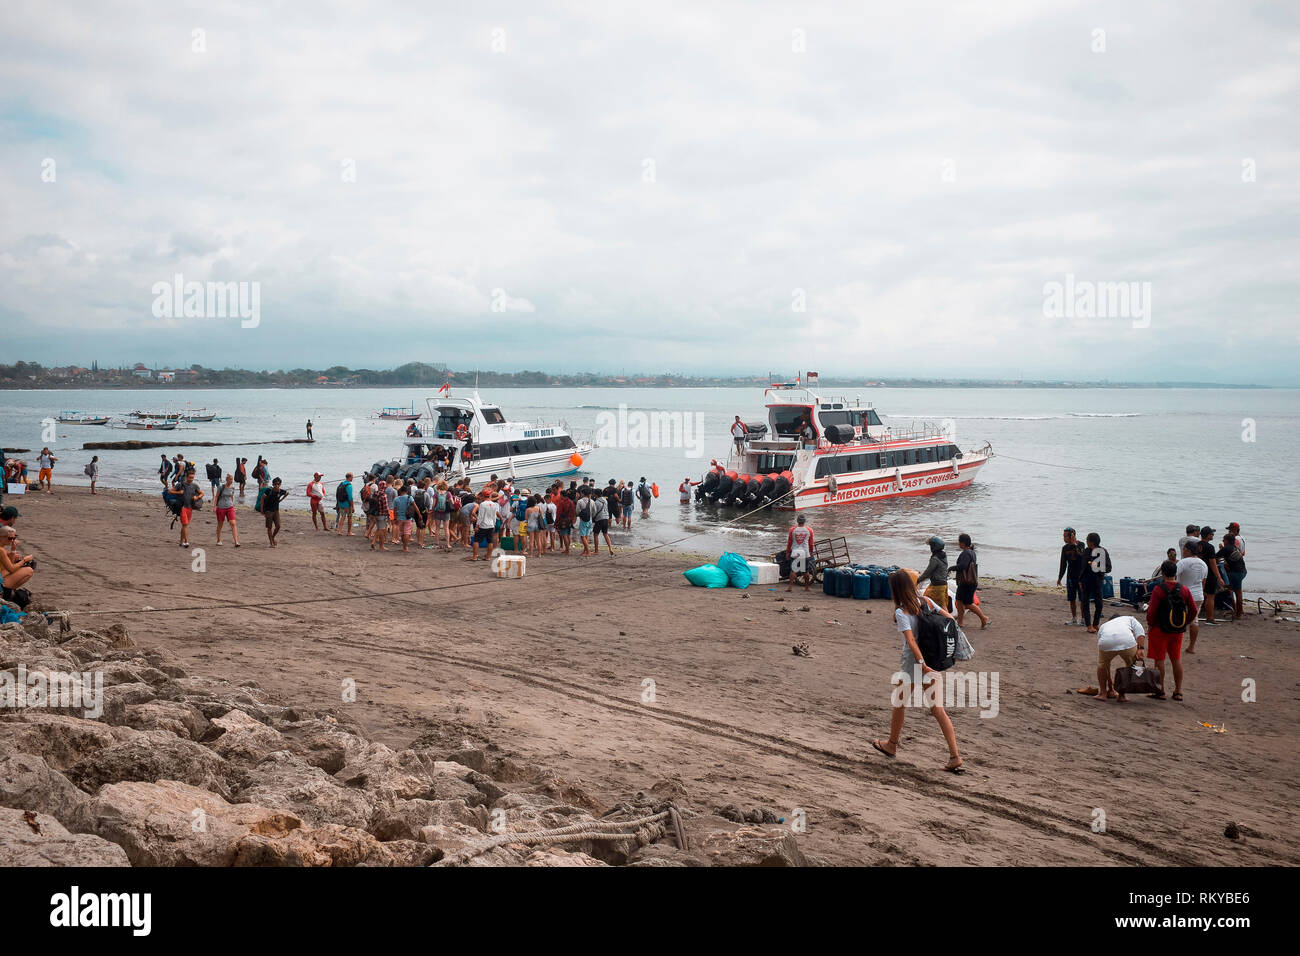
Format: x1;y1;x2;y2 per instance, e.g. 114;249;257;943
336;483;349;504
1155;584;1189;633
914;602;958;671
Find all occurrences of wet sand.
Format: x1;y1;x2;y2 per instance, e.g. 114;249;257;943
14;485;1300;865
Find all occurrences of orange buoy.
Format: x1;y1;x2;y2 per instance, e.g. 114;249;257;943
570;453;584;467
651;483;659;498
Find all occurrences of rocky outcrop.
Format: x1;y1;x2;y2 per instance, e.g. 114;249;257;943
0;807;130;866
0;603;812;867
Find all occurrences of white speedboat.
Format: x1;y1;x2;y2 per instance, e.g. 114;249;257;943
697;372;991;511
366;390;595;484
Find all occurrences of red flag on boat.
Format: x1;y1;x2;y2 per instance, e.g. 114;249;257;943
438;382;451;394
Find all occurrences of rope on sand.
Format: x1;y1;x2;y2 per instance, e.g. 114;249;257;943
432;810;674;867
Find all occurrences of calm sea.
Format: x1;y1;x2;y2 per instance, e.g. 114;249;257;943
2;386;1295;594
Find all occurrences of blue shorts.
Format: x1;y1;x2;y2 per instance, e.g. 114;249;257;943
1066;577;1081;602
578;519;593;537
622;504;633;518
1227;570;1246;590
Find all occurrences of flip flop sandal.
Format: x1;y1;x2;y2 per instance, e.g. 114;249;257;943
871;740;896;759
1171;693;1183;701
944;761;966;774
1148;692;1167;700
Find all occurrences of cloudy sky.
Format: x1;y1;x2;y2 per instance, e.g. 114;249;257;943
2;1;1297;383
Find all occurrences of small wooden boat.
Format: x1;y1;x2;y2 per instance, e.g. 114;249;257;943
55;410;110;425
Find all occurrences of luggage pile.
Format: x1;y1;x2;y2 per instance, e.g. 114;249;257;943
822;564;900;600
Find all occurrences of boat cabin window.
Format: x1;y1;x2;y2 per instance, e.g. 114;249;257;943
815;451;884;476
753;453;796;472
818;410;854;427
481;407;505;425
771;406;813;437
477;435;576;460
435;407;473;438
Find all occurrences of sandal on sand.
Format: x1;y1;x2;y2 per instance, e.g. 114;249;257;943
944;758;965;774
871;740;896;759
1148;691;1166;700
1171;692;1183;701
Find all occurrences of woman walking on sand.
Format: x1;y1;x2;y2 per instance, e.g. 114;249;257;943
920;536;950;612
214;474;240;547
871;567;964;774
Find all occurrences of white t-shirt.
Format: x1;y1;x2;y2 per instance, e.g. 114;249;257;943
679;482;691;502
1175;557;1207;601
1097;616;1144;652
731;422;746;438
475;499;499;529
788;525;813;556
894;594;939;645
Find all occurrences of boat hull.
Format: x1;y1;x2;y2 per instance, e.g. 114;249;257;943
777;457;988;510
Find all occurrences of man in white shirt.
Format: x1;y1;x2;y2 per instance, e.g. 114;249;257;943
471;493;499;561
1175;542;1206;653
1094;615;1146;702
730;417;747;453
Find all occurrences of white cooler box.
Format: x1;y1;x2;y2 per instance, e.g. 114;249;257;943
747;561;780;585
491;553;526;578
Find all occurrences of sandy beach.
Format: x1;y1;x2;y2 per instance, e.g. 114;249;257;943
12;484;1300;866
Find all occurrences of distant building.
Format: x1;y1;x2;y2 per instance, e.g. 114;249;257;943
132;363;153;379
156;371;175;382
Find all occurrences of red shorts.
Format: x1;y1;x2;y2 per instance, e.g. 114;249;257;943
1148;629;1184;661
180;506;193;526
309;497;324;513
216;506;236;522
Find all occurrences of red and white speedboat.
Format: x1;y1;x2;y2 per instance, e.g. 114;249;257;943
698;373;992;511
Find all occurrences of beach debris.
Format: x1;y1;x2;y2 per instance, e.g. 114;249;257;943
1200;721;1227;733
1224;821;1240;840
798;606;810;612
824;620;840;626
792;641;811;657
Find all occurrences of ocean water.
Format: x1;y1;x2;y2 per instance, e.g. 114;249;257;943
2;386;1296;594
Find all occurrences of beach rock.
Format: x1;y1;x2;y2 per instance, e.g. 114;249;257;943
0;752;94;832
66;732;246;799
369;798;486;842
279;717;369;773
233;751;375;830
101;622;133;649
124;700;211;741
59;633;111;664
418;822;488;853
0;807;130;867
19;614;49;640
102;681;157;711
696;826;809;867
232;822;438;867
523;847;609;867
0;713;125;770
208;709;286;764
628;843;708;867
334;744;480;803
78;660;159;688
85;779;304;867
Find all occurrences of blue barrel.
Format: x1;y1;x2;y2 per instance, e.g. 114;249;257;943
852;572;873;599
823;568;838;596
835;570;854;598
1119;577;1134;601
1103;575;1115;599
869;570;885;599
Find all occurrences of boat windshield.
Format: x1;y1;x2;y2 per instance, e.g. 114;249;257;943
770;405;812;437
481;407;505;425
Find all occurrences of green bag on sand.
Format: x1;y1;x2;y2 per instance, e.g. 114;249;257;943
717;551;752;589
683;564;729;588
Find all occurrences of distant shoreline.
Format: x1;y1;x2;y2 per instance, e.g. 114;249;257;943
0;381;1279;391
